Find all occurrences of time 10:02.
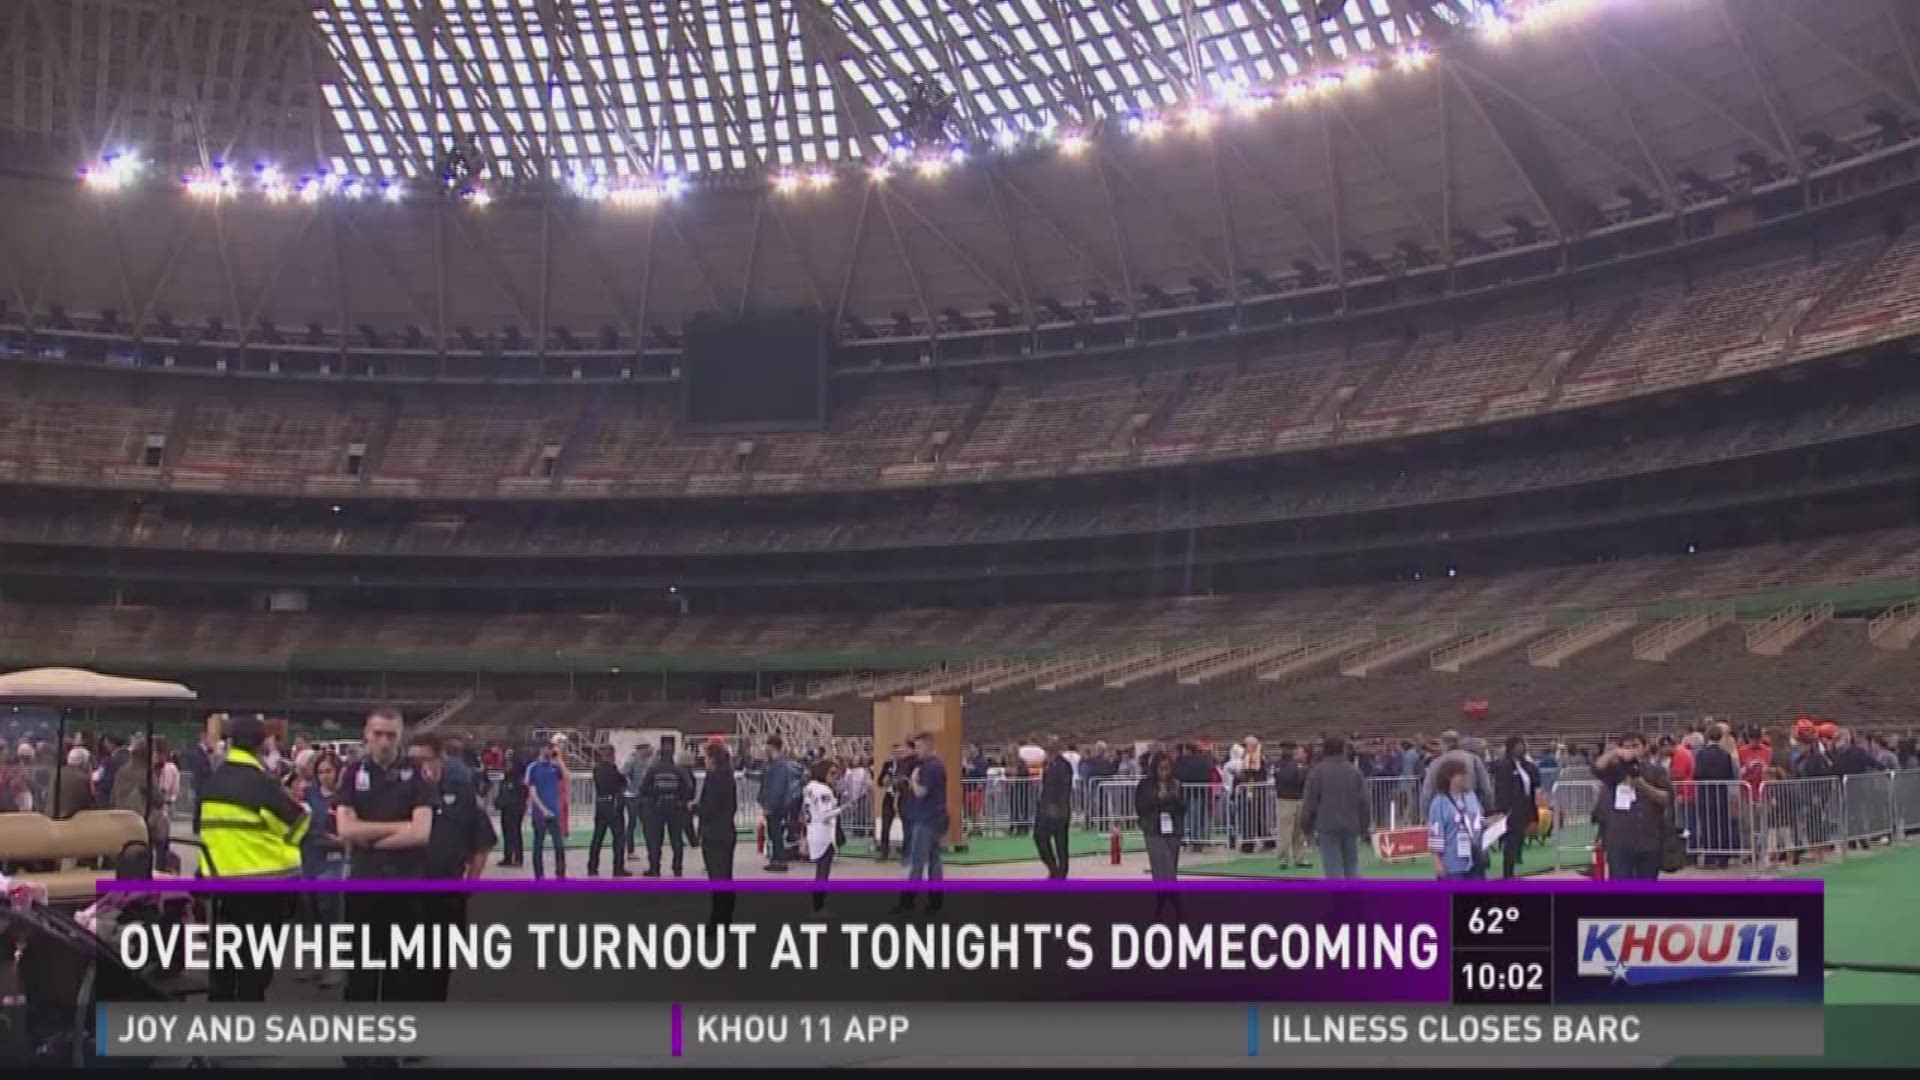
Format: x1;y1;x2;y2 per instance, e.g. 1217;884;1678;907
1459;961;1546;992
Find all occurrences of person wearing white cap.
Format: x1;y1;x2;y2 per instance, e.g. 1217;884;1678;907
55;747;94;819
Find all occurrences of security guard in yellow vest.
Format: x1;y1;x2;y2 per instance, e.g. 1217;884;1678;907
196;714;309;1001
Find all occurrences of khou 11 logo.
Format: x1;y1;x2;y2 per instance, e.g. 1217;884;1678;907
1576;919;1798;987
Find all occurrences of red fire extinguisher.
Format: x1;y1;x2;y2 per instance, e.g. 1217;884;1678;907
756;819;766;856
1110;828;1123;865
1591;841;1607;880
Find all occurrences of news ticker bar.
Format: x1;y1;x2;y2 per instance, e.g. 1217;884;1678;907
101;1004;1822;1064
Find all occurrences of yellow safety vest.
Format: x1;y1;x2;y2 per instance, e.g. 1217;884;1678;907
196;748;309;878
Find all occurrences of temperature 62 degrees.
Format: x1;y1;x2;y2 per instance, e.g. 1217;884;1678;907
1468;907;1521;936
1452;895;1552;949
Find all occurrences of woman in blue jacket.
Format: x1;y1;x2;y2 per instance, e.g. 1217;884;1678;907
1427;757;1487;880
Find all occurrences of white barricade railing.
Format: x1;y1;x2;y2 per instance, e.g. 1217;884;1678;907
1551;779;1604;869
1672;780;1756;867
1755;776;1845;864
835;788;876;841
1231;781;1278;849
962;776;1041;838
1085;778;1137;834
1842;771;1897;846
1896;769;1920;838
730;775;764;834
1181;781;1231;847
1364;776;1424;830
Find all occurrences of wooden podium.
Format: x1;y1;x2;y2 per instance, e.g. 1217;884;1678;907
872;693;965;849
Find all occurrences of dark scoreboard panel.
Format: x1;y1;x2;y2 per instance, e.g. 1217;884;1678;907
682;309;828;432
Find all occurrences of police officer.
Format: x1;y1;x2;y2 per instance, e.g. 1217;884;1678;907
638;746;696;877
411;731;496;1005
196;713;309;1002
587;744;630;877
334;705;434;1066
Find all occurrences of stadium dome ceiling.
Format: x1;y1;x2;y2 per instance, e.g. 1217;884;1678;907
0;0;1917;340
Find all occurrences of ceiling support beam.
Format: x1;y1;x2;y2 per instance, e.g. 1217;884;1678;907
1577;38;1675;209
1329;98;1442;251
1595;30;1792;163
1448;56;1664;197
1718;0;1802;182
983;166;1036;324
1446;60;1576;238
883;186;1026;312
834;184;875;329
874;187;937;337
1764;0;1920;118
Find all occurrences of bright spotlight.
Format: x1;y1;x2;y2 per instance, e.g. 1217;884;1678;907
381;181;404;204
466;187;493;208
993;126;1023;151
868;161;892;183
1348;61;1377;87
807;169;835;191
916;155;948;179
773;172;801;194
1057;131;1088;156
1183;104;1215;133
83;151;143;191
1397;44;1434;70
661;175;687;199
948;144;967;166
1480;11;1515;41
297;177;323;204
1317;71;1346;94
1130;113;1167;140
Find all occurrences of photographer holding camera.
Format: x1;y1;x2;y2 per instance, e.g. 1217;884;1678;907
1594;732;1673;880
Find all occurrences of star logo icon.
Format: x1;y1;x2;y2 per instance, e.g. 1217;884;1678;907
1608;960;1630;984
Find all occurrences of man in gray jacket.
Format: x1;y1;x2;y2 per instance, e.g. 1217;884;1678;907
1419;730;1494;813
1301;736;1371;879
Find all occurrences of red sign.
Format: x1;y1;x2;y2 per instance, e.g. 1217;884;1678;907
1373;825;1429;862
1462;699;1489;723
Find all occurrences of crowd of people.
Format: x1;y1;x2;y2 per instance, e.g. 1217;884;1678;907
7;708;1917;894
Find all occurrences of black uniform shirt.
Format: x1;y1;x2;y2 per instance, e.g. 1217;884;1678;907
426;778;499;879
338;754;435;878
640;761;692;808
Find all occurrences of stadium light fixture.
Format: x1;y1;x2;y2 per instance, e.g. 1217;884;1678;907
1347;61;1378;88
1397;43;1434;70
1183;105;1216;134
297;177;323;204
917;156;948;179
1057;131;1089;156
993;126;1023;152
82;151;143;191
807;169;835;191
868;161;892;183
773;172;802;194
1129;113;1167;140
380;181;404;204
465;187;493;208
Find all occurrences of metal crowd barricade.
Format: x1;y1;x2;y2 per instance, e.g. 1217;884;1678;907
1550;779;1603;870
565;773;597;838
1364;776;1424;831
1842;771;1897;847
1231;781;1278;848
1086;778;1137;834
836;787;875;841
1672;780;1755;867
1180;782;1230;847
962;776;1041;838
1755;776;1844;865
1896;768;1920;839
734;774;763;835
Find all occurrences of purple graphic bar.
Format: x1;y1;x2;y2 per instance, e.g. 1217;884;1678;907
97;877;1821;895
671;1003;683;1058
